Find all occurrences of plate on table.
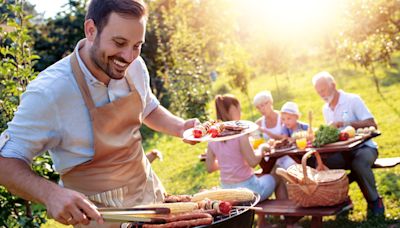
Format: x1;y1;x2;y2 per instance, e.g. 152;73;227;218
183;120;259;142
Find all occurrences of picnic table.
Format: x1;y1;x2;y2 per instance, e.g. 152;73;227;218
197;131;400;227
259;132;381;174
254;131;400;227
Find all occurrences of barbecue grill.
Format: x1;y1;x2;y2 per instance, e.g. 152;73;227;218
199;193;259;228
127;193;260;228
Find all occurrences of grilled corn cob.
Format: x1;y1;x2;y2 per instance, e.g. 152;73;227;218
134;202;199;214
191;189;254;203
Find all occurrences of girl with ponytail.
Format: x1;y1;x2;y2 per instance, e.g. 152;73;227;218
206;94;276;201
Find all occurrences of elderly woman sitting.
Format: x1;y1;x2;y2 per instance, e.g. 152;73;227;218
253;91;298;199
253;91;296;168
253;91;285;141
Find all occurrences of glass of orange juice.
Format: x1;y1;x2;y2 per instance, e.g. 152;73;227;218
253;138;265;149
296;138;307;150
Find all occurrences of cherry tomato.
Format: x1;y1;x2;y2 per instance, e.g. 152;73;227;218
208;126;219;138
218;201;232;215
339;132;349;141
193;129;203;138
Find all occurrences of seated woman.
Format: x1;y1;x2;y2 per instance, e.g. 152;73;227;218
205;94;276;201
253;91;296;170
253;91;285;140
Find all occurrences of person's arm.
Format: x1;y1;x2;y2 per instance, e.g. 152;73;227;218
205;147;219;173
144;106;199;138
332;118;376;129
239;135;262;167
255;118;262;127
332;96;377;129
0;87;103;226
259;127;286;140
350;118;377;129
0;156;103;226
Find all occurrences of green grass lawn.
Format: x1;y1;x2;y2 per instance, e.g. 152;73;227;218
43;57;400;227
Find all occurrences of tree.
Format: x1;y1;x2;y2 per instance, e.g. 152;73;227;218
143;0;252;120
335;0;400;94
32;0;86;71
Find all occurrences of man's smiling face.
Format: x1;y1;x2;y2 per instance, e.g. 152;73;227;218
89;12;146;80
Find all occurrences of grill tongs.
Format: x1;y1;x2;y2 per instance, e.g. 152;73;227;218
98;207;170;223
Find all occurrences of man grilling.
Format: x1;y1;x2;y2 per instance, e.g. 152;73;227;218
0;0;197;227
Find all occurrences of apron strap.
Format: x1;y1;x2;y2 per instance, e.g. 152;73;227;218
70;52;97;114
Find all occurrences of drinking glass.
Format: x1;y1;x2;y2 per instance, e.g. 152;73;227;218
296;138;307;150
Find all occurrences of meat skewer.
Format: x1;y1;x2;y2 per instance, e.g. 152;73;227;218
192;120;216;138
208;123;225;138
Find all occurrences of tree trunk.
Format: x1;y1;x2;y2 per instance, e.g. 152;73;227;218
368;64;382;96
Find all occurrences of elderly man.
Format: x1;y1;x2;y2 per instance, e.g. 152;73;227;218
312;71;384;217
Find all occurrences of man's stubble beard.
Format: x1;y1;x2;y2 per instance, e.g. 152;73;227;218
89;37;124;80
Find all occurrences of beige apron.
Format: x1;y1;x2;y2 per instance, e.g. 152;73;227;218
61;52;164;226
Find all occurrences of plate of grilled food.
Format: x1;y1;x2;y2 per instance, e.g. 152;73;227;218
261;138;297;154
183;120;259;142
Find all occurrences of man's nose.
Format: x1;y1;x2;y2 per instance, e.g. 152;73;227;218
121;49;135;63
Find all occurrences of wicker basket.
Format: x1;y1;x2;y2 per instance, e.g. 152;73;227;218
276;150;349;207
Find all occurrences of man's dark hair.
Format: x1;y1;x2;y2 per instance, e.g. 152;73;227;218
85;0;147;34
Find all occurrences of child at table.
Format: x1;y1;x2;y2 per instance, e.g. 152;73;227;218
205;94;276;201
280;101;309;137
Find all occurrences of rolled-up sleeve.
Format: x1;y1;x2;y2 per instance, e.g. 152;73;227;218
139;58;160;118
0;85;61;165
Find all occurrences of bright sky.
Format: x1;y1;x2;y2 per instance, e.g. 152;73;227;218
236;0;344;43
29;0;68;18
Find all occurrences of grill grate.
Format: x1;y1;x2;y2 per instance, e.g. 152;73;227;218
127;193;260;228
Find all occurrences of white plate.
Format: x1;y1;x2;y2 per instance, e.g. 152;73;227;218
183;120;259;142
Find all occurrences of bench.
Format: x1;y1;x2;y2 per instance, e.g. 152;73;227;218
372;157;400;168
255;199;353;228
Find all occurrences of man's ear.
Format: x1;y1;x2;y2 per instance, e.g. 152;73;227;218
84;19;97;42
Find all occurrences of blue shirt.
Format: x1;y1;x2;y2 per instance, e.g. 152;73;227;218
282;122;309;137
0;39;160;174
323;90;376;148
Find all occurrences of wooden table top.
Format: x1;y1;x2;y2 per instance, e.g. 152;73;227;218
259;132;380;174
264;132;380;158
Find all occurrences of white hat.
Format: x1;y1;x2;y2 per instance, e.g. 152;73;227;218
280;102;300;116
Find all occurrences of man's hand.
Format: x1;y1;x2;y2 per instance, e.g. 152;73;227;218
182;118;200;145
330;121;344;128
45;187;103;226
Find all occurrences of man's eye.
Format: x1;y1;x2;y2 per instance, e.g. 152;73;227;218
115;42;125;47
